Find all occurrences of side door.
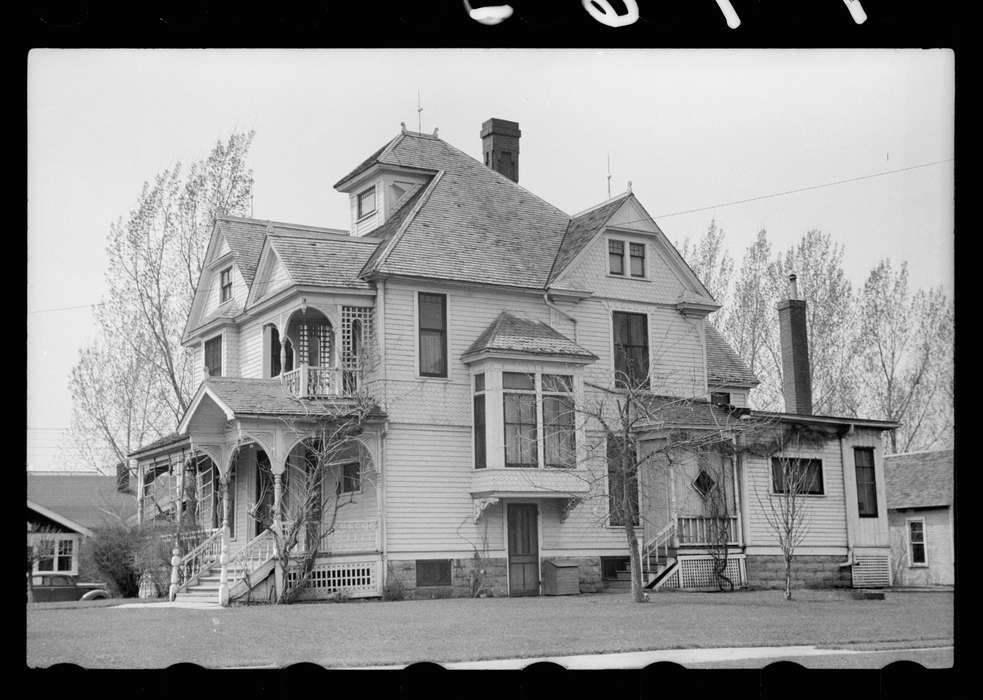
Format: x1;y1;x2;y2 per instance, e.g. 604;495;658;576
507;503;540;596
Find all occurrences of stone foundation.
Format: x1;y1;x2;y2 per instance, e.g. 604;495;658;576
540;556;603;593
387;557;508;599
745;555;852;590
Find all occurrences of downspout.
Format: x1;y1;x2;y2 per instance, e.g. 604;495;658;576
376;279;389;593
543;290;578;344
379;420;388;593
837;424;855;568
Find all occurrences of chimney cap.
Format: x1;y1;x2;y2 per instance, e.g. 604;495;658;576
788;273;799;300
480;118;521;138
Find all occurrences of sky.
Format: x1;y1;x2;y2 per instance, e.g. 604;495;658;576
26;49;954;471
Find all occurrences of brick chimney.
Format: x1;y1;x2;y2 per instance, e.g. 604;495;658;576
777;273;813;415
480;118;521;183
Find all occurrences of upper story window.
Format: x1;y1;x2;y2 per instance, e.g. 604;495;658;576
473;374;486;469
770;457;824;495
418;293;448;377
504;372;538;468
357;186;377;219
612;311;649;389
204;335;222;377
854;447;878;517
219;267;233;303
629;243;646;277
608;240;625;275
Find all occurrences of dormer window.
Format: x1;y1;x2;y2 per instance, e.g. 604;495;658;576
219;267;232;303
357;186;377;219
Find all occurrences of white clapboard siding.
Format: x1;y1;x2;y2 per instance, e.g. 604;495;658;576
223;327;240;377
191;342;203;387
841;427;890;548
384;425;505;556
238;322;263;379
742;440;849;548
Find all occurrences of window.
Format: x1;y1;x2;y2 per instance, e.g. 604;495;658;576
504;372;538;468
629;243;646;277
710;391;731;406
612;311;649;388
357;187;376;218
266;325;282;377
854;447;878;517
770;457;824;495
607;436;639;526
416;559;452;587
543;374;575;468
473;374;486;469
219;267;232;303
338;462;360;494
418;293;447;377
204;335;222;377
35;539;55;572
608;240;625;275
57;539;74;572
693;470;716;498
908;519;927;565
32;536;75;573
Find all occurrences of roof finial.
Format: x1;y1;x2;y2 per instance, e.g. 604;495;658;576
400;121;407;134
417;90;423;133
627;180;632;194
433;126;439;137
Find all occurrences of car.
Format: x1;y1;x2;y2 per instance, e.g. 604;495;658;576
28;574;110;602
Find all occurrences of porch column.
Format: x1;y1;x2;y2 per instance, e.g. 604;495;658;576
272;465;285;598
218;473;231;606
731;449;744;546
279;334;287;376
134;458;144;526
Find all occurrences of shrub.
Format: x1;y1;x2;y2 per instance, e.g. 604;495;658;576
84;523;170;598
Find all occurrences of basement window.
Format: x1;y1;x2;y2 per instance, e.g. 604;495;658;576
416;559;452;587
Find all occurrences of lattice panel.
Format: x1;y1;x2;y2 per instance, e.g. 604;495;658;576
341;306;375;370
286;559;379;598
678;556;744;589
654;567;680;590
852;555;891;588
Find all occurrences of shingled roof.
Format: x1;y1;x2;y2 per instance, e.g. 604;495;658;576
28;472;137;531
705;325;759;388
193;377;384;419
215;217;269;287
885;449;954;510
463;312;597;360
548;194;631;284
347;131;572;288
268;229;376;290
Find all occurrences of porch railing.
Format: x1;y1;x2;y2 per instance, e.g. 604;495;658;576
176;527;225;590
280;364;362;398
161;527;220;555
675;516;739;545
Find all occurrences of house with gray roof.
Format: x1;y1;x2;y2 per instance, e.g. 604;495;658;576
885;449;954;586
130;118;897;605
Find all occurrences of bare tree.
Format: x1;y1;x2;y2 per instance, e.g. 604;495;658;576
70;131;255;469
26;524;64;603
677;219;735;330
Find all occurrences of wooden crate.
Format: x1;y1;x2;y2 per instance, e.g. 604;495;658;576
542;561;580;595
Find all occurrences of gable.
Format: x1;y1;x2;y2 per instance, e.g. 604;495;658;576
216;234;232;259
551;197;714;305
249;240;293;304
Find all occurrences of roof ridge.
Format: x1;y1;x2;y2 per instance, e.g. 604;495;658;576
569;191;632;218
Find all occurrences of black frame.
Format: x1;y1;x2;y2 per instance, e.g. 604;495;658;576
612;311;649;388
418;292;448;377
204;335;222;377
853;447;878;517
608;239;625;275
219;266;232;303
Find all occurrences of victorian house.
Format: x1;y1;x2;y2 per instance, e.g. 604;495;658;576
129;118;897;604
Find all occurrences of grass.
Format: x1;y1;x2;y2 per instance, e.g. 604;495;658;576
26;589;953;669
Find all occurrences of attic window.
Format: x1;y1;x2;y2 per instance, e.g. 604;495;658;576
357;187;376;218
219;267;232;303
629;243;646;277
608;240;625;275
693;470;716;498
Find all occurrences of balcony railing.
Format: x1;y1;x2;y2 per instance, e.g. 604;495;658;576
675;516;739;546
280;364;362;398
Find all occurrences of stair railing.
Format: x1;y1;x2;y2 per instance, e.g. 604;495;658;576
642;519;676;573
224;528;277;587
176;527;225;591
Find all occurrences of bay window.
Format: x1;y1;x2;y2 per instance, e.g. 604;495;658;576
503;372;538;468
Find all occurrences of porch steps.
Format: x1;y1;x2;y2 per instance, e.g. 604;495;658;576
174;563;262;604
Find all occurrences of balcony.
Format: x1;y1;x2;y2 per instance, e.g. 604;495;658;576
281;364;362;398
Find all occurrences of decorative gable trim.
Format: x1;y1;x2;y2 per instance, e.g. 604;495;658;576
246;234;295;307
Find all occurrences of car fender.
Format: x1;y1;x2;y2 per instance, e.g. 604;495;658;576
80;589;109;601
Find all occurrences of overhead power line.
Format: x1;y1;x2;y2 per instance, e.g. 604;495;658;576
648;157;953;220
28;302;100;315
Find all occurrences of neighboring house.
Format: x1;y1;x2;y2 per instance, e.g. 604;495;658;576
27;471;138;576
885;450;954;586
129;118;897;604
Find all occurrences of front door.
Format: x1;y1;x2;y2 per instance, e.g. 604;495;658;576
507;503;539;596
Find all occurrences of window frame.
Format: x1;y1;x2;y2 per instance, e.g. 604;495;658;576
473;374;487;469
769;457;825;496
219;267;233;304
204;334;223;378
612;310;650;389
31;534;78;575
608;239;625;276
417;292;448;378
356;186;377;219
542;374;575;468
629;242;646;278
503;372;539;469
907;517;928;566
337;461;361;495
853;447;879;518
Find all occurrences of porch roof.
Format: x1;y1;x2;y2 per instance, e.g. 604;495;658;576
470;468;590;499
177;377;384;433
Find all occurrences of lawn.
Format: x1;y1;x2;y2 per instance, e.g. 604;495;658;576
26;589;953;669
